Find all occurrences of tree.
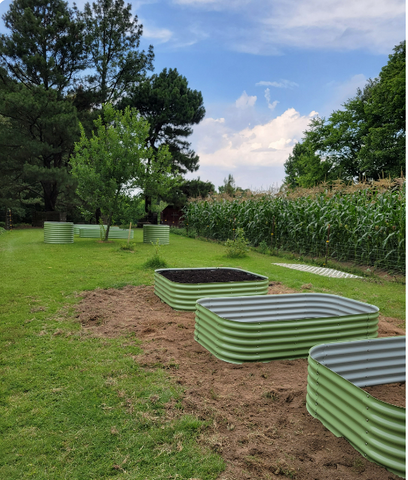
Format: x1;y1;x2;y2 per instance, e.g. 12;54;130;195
218;174;246;195
119;68;205;218
283;41;405;187
0;79;81;211
163;177;215;208
0;0;86;91
74;0;154;109
359;41;406;178
71;104;179;240
0;0;86;214
284;138;333;188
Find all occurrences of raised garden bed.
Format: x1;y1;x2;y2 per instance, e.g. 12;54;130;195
194;293;379;363
143;224;169;245
44;221;74;244
307;336;406;478
154;267;268;311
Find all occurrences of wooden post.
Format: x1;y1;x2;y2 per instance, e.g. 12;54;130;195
325;224;330;265
270;216;275;254
128;222;132;244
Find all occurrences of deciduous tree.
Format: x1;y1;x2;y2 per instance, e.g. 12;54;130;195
71;104;179;240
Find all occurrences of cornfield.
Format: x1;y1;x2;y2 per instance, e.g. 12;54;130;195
183;179;406;273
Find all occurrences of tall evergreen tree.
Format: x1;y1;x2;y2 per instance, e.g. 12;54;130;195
120;68;205;216
75;0;154;109
0;0;86;213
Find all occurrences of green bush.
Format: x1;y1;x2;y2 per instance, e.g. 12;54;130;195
142;239;169;269
225;228;249;258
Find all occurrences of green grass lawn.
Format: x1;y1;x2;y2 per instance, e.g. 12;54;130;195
0;228;405;479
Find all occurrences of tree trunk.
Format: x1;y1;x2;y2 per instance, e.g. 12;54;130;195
41;181;59;211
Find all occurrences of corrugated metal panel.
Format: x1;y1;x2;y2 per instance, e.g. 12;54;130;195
307;337;406;478
74;225;120;235
44;222;74;244
143;225;170;245
154;268;268;311
79;228;133;239
194;294;379;363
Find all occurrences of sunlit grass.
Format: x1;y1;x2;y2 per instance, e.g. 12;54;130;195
0;227;405;478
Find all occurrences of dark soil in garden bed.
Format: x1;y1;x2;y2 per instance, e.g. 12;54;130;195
74;283;405;480
158;268;265;284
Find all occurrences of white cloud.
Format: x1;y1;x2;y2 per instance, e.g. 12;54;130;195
142;25;173;43
235;91;257;109
193;108;318;171
256;80;299;88
264;88;279;111
168;0;405;55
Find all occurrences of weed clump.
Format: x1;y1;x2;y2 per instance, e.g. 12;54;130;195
225;228;249;258
120;241;136;251
143;239;169;269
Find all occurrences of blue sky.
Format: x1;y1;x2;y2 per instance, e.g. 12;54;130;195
0;0;405;190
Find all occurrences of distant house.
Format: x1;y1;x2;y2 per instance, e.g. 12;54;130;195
161;206;183;226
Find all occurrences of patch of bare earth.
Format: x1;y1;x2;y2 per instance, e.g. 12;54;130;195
75;283;405;480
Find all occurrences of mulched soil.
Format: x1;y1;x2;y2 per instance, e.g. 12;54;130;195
158;268;265;284
74;283;405;480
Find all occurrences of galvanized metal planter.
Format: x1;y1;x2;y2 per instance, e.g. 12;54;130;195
74;225;120;235
79;227;133;239
44;221;74;244
194;293;379;363
307;337;406;478
143;225;170;245
155;267;268;311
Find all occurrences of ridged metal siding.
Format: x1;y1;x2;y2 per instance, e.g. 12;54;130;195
194;294;379;363
143;225;170;245
307;337;406;478
79;228;133;239
154;268;269;311
74;225;120;235
44;222;74;244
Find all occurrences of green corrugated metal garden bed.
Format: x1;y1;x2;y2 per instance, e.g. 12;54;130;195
143;225;170;245
307;337;406;478
154;267;269;311
44;221;74;244
194;293;379;363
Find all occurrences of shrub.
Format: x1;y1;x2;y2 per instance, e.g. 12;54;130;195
225;228;249;258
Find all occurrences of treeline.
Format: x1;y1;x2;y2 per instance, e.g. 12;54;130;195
284;42;405;187
0;0;207;223
183;179;406;273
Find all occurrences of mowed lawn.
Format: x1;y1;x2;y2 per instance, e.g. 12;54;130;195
0;228;405;479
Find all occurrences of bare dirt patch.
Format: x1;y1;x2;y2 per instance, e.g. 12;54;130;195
75;284;405;480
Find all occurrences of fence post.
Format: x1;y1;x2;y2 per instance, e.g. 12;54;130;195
270;216;275;254
5;209;12;231
325;224;330;265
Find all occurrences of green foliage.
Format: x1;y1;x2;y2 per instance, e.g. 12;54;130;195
71;104;178;241
75;0;154;108
258;240;269;254
121;68;205;176
164;177;215;209
225;228;249;258
284;41;406;186
0;0;86;213
143;240;168;269
184;181;406;273
0;227;6;235
218;174;247;196
119;241;136;251
112;195;145;227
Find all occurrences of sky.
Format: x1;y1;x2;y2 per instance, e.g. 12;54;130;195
0;0;405;190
